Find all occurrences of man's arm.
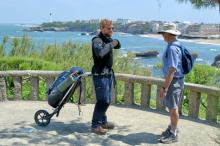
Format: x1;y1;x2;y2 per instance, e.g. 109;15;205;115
160;67;176;99
164;67;176;89
92;38;114;58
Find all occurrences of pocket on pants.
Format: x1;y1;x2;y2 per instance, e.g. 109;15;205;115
95;86;106;101
93;77;106;100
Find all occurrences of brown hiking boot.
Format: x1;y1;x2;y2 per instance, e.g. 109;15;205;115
101;122;115;130
91;126;108;135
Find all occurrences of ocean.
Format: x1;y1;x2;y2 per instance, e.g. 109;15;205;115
0;24;220;77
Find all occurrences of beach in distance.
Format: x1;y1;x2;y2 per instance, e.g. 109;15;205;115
139;34;220;46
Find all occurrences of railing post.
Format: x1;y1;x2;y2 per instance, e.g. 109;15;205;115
30;76;39;100
141;83;151;109
189;91;201;118
77;78;86;104
206;94;218;122
13;76;22;100
0;77;7;101
124;81;134;105
156;85;164;110
111;81;117;104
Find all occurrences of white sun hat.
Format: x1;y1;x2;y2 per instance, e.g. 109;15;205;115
158;23;181;36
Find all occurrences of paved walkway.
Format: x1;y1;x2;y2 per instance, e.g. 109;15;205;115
0;101;219;146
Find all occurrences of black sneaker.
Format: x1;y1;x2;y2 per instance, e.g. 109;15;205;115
159;128;170;140
160;130;178;144
160;126;179;140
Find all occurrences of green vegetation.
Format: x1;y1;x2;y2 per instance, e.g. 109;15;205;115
185;64;220;86
0;35;150;102
0;57;64;70
41;21;99;32
185;64;220;121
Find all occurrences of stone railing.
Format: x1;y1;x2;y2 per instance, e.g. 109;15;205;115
0;71;219;123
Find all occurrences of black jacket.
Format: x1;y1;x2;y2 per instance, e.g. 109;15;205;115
91;32;121;74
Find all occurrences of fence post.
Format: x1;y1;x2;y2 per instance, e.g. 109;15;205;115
124;81;134;105
30;76;39;100
13;77;22;100
189;91;201;118
206;94;218;122
141;83;151;109
0;77;7;101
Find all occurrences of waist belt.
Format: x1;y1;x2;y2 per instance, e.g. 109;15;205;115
92;72;112;76
92;68;117;88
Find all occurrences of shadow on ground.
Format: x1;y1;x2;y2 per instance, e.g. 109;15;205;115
0;118;161;145
113;104;220;128
109;132;160;145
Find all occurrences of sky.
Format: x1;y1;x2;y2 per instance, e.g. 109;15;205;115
0;0;219;24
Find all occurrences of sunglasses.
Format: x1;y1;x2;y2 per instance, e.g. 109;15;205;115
107;27;114;30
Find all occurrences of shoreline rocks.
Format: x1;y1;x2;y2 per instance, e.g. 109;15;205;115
135;50;159;58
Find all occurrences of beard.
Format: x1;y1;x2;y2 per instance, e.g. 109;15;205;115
101;31;112;38
104;33;112;37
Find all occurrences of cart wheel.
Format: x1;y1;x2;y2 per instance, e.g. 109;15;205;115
34;110;50;126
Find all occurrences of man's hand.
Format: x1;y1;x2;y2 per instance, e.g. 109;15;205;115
112;40;119;48
159;87;167;99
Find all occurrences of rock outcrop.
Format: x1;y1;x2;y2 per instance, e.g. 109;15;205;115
135;50;159;58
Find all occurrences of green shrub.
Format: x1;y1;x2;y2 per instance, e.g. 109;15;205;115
0;57;64;70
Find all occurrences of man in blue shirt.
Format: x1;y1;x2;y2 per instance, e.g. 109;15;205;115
158;23;184;144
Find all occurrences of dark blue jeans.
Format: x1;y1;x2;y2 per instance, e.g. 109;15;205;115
92;75;113;128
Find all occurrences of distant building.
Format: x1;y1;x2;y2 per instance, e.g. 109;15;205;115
116;19;131;25
89;19;100;23
150;21;164;33
185;24;201;35
81;20;90;23
200;24;220;35
152;23;160;33
177;22;191;34
185;24;220;35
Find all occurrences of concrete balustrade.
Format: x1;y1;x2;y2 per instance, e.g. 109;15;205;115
0;71;219;122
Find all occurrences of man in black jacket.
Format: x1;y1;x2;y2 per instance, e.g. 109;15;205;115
91;19;121;135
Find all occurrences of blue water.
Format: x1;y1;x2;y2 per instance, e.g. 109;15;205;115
0;24;220;76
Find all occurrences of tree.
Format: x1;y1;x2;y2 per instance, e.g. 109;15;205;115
177;0;220;8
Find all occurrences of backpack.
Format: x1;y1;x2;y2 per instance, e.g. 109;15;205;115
47;66;84;108
166;44;194;75
47;66;83;95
